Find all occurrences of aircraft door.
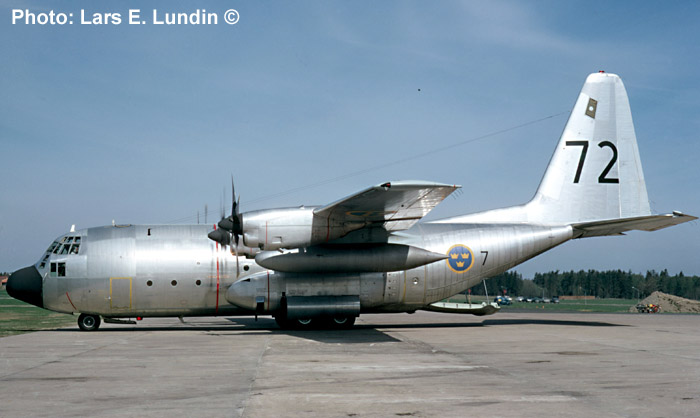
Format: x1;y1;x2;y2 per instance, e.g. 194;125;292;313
402;267;427;306
110;277;132;309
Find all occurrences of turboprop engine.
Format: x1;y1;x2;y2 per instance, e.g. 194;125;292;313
240;207;363;251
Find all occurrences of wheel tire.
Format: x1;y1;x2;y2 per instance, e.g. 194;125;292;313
78;314;101;331
328;316;356;329
275;315;315;330
293;318;315;330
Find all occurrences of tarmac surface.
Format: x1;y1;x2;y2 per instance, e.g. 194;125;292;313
1;311;699;417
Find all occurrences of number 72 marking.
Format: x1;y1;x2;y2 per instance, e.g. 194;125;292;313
565;140;619;184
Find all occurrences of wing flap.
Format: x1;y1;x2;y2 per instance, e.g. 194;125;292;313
314;181;460;233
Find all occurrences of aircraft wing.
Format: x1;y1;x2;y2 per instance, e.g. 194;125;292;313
314;181;460;232
572;212;697;238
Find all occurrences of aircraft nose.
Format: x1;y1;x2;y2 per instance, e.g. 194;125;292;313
6;266;44;308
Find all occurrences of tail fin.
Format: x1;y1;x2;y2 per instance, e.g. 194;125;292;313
442;72;696;232
528;72;651;223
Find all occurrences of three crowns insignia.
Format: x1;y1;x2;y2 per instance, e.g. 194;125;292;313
449;250;471;270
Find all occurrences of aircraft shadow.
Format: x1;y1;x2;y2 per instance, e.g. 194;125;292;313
481;318;627;327
351;318;627;329
48;317;400;344
45;316;625;345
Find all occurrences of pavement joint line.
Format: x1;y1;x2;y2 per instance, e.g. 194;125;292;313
239;334;271;418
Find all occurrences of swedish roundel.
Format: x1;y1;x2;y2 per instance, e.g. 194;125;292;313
446;244;474;273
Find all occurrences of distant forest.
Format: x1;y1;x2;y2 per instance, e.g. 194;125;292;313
469;270;700;301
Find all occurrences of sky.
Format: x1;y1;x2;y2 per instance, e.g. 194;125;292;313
2;1;699;278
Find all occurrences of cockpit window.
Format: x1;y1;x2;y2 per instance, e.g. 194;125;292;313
51;236;82;256
41;237;81;269
50;262;66;277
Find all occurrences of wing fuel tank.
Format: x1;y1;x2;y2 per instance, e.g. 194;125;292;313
255;244;447;273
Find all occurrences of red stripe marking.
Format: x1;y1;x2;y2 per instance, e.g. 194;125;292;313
65;292;77;311
266;271;270;311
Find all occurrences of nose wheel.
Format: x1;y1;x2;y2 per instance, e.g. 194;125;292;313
77;314;101;331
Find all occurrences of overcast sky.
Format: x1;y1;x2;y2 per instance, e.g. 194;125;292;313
2;1;699;277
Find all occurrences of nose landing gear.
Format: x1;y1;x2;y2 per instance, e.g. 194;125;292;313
77;313;101;331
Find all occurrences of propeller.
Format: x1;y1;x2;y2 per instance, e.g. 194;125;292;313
207;177;244;277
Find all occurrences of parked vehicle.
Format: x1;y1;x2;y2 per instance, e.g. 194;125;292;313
494;296;511;306
636;304;660;313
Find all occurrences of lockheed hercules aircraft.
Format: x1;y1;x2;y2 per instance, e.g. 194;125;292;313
7;72;696;330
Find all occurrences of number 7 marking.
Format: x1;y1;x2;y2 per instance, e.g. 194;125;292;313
481;251;489;266
565;141;589;183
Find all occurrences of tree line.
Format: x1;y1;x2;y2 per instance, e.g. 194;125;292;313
468;269;700;300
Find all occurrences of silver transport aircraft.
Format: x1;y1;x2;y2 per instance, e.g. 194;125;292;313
6;72;696;330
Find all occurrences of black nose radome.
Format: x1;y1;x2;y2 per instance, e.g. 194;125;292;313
6;266;43;308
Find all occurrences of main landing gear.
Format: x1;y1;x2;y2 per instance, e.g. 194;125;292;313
274;314;356;330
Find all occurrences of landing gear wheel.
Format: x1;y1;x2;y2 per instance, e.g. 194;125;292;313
78;314;101;331
274;315;315;330
329;316;356;329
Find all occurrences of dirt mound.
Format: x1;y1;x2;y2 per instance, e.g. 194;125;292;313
629;291;700;313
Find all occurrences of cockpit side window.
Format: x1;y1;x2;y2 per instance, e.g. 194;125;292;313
41;241;59;268
50;262;66;277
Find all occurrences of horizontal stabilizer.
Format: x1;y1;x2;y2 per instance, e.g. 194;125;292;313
573;212;697;238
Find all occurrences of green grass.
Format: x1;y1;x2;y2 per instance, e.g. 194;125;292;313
445;295;637;313
0;290;75;337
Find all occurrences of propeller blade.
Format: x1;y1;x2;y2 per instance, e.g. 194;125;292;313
218;217;234;231
207;229;230;246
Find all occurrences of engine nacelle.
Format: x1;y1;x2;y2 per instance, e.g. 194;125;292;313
241;207;362;250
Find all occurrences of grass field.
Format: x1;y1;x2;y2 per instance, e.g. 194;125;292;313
446;295;638;313
0;290;75;337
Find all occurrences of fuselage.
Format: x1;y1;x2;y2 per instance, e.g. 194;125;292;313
11;221;573;319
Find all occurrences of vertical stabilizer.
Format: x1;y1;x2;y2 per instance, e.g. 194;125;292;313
527;72;651;223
